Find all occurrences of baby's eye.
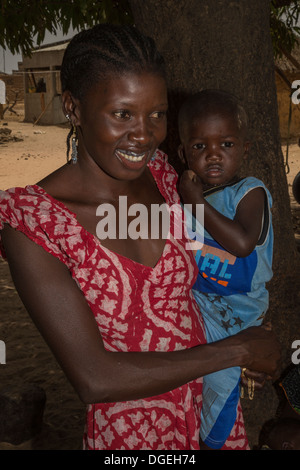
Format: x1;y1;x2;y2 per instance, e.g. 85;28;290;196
192;143;205;150
114;110;131;119
222;141;234;148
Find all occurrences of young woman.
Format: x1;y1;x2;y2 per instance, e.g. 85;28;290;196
0;24;280;450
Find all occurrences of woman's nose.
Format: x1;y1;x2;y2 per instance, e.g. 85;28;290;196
128;117;152;143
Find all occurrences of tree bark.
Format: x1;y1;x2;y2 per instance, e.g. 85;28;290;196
130;0;297;272
130;0;300;447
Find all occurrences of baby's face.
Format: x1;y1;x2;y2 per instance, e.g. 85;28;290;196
180;112;249;190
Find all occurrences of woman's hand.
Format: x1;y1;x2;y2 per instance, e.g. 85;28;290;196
239;322;280;398
235;325;282;380
240;369;270;401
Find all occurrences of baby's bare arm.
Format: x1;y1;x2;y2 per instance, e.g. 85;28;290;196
179;170;265;257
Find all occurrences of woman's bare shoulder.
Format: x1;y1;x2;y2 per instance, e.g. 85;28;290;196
37;164;71;193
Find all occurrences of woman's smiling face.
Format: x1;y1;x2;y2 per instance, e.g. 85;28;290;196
73;72;168;181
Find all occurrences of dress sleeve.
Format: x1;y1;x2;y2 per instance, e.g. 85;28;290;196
148;149;180;205
0;186;85;268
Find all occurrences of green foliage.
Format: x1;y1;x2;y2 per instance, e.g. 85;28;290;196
0;0;133;56
1;0;300;59
271;0;300;58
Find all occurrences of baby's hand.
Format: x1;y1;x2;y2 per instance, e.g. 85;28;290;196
179;170;204;204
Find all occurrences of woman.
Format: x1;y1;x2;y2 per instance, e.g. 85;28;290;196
0;24;280;450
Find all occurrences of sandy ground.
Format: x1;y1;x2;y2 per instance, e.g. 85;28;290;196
0;107;86;450
0;106;299;450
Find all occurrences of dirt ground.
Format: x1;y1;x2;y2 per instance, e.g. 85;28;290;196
0;104;299;450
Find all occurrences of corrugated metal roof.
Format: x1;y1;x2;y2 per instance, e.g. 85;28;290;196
32;40;69;54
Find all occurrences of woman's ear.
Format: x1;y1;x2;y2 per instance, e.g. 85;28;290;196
62;91;81;126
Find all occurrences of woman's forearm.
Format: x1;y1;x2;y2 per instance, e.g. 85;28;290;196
76;326;279;404
77;338;245;403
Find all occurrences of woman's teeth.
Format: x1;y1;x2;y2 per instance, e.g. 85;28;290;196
118;150;146;162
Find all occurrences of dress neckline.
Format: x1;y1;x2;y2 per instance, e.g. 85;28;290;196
25;162;172;271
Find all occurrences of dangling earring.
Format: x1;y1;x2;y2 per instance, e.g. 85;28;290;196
70;125;78;164
66;122;78;164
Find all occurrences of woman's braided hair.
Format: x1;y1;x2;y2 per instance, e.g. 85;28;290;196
61;23;166;100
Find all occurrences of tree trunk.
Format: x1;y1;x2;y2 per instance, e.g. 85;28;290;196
130;0;300;447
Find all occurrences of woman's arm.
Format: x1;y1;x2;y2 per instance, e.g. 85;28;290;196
1;225;281;404
179;170;265;257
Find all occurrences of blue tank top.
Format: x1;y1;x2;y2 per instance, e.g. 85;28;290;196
184;177;273;338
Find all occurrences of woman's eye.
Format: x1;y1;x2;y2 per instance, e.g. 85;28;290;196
151;111;166;119
114;110;130;119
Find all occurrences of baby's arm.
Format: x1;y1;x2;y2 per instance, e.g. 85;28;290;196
179;170;265;257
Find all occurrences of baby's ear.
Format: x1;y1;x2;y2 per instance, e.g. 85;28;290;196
243;141;251;160
178;144;186;164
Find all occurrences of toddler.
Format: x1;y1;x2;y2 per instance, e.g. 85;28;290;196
178;89;274;449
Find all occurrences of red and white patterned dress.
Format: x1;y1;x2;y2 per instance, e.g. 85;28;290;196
0;150;249;450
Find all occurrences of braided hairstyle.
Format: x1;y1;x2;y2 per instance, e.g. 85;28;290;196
61;24;166;100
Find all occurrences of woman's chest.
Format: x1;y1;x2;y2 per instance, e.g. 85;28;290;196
73;176;171;267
